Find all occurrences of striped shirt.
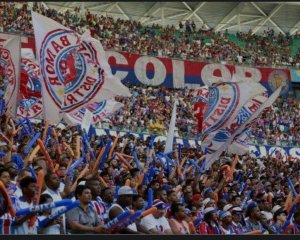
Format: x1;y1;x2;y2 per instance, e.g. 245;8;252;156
89;197;107;224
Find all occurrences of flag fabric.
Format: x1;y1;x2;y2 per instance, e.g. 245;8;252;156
193;86;209;133
201;82;266;148
193;85;209;103
17;49;43;119
228;130;251;155
205;87;282;168
31;11;131;124
64;99;123;126
164;100;177;154
204;94;268;168
194;102;206;132
0;33;21;117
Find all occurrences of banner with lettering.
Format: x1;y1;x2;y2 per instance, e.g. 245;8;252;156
0;33;21;117
31;12;131;124
90;128;300;160
18;48;43;119
8;34;292;96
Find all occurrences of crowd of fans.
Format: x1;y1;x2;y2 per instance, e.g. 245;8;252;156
1;2;300;68
251;96;300;147
104;85;197;139
0;109;300;235
0;2;300;236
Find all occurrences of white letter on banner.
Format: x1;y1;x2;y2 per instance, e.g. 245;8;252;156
105;51;129;81
249;145;267;158
289;148;300;159
269;147;287;161
201;64;231;86
134;56;166;86
172;59;185;89
235;66;262;83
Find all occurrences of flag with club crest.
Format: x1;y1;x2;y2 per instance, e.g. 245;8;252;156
64;99;123;126
228;129;251;155
31;11;131;124
17;48;43;118
193;86;209;132
205;87;282;168
201;81;266;148
0;33;21;117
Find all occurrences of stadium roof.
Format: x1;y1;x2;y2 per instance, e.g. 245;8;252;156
42;2;300;35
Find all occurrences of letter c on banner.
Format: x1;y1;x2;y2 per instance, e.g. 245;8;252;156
105;51;129;81
235;66;261;83
134;56;166;86
201;64;231;86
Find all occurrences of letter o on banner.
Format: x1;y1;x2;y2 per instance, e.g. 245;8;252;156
105;51;129;81
268;147;287;162
201;64;231;86
134;56;166;86
235;66;261;83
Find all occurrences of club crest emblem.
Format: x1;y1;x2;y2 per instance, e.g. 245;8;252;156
40;29;104;113
17;58;43;118
0;46;16;103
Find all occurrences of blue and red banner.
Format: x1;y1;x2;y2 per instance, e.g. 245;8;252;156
6;34;292;96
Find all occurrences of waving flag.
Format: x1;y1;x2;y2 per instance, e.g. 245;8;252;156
64;99;123;126
205;87;282;168
0;33;21;117
193;86;209;133
193;85;209;103
164;100;177;154
201;82;266;147
204;93;267;168
228;130;251;155
31;11;131;124
18;49;43;119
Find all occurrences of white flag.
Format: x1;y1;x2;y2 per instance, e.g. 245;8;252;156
0;33;21;117
18;48;43;119
31;11;131;124
201;82;266;149
206;87;282;168
164;100;177;154
63;99;123;126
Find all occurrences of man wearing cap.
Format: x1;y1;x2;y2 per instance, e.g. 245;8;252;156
269;205;287;234
219;211;235;234
231;207;246;234
140;199;173;234
108;186;140;234
244;202;263;231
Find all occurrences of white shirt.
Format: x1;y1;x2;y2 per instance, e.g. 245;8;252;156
43;188;65;234
37;216;60;234
108;203;137;232
14;197;38;235
140;214;171;233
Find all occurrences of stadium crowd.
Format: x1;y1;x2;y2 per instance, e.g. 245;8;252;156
1;2;300;68
0;1;300;236
0;110;300;235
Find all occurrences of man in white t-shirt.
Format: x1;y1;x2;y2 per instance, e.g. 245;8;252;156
43;172;70;234
14;176;38;235
140;199;173;234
